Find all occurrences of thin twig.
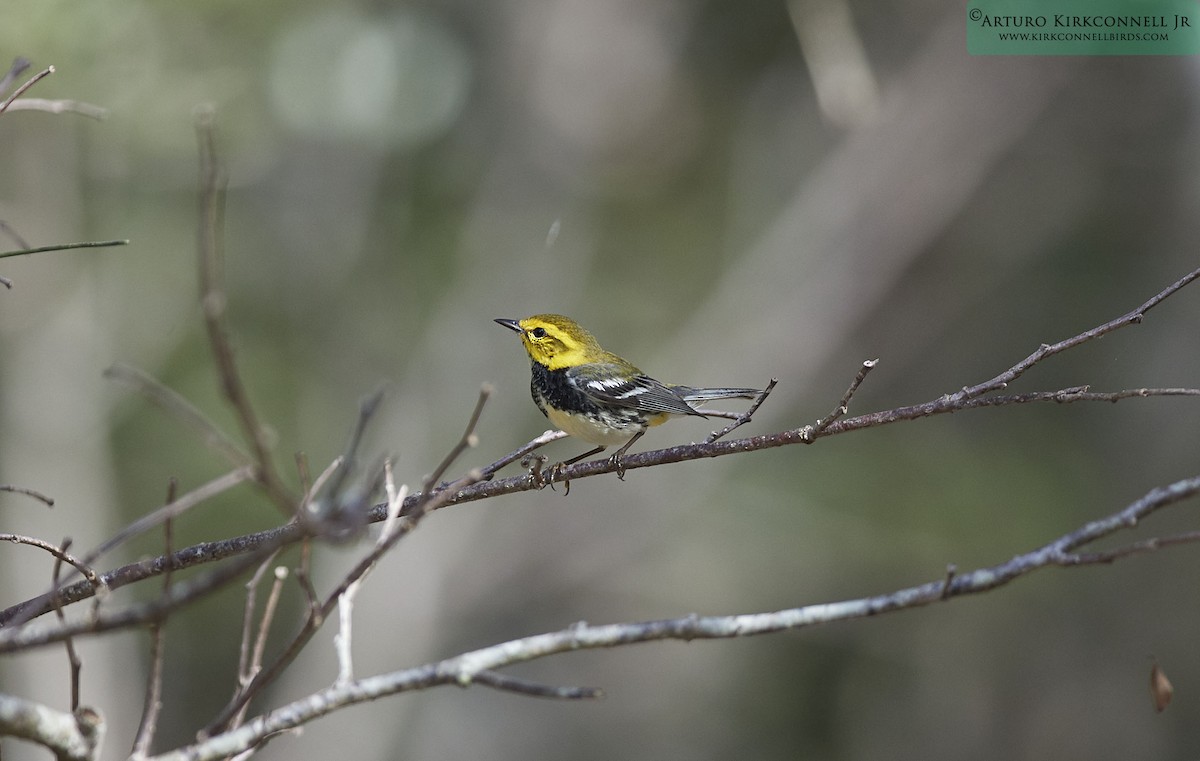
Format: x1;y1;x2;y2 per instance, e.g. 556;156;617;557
0;239;128;260
1064;529;1200;565
420;385;490;497
300;389;386;534
378;461;408;545
472;670;604;700
51;539;83;711
5;270;1200;627
131;481;178;759
250;568;287;682
81;467;256;570
334;579;362;686
201;387;491;738
0;219;30;250
0;542;286;654
194;109;295;516
0;57;31;94
4;380;1197;633
130;624;166;760
1;484;56;507
105;364;251;469
0;534;100;587
236;555;279;687
705;377;779;443
2;98;108;119
477;429;567;480
955;265;1200;400
150;472;1200;761
0;64;53;116
808;359;878;439
229;565;287;732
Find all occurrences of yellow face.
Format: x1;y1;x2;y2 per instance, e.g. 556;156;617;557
511;314;603;370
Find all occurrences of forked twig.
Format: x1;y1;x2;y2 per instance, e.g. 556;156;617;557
201;387;492;738
705;378;779;443
0;64;53;116
956;266;1200;400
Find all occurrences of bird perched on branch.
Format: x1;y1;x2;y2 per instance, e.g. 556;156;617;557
495;313;761;480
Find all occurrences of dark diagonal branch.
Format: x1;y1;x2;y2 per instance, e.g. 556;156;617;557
3;384;1196;631
4;269;1200;635
0;543;283;654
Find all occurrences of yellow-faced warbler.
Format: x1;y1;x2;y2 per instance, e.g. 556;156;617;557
495;314;760;477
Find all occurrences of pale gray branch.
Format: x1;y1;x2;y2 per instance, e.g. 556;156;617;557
148;473;1200;761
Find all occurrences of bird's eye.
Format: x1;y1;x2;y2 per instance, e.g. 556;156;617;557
531;327;547;338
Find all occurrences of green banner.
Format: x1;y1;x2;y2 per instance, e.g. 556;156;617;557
968;0;1200;54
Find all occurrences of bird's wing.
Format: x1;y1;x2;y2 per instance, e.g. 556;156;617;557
566;363;703;417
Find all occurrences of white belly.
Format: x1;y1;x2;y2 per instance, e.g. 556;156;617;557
545;406;641;447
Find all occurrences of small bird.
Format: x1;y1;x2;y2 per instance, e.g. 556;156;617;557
495;313;761;479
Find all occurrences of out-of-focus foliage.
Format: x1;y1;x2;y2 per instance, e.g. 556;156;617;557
1;1;1198;759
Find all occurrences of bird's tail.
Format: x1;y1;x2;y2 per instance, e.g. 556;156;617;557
673;386;762;402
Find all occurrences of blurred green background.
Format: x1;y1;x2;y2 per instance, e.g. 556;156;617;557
2;1;1199;759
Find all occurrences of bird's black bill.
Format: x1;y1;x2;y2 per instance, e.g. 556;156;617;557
494;318;522;333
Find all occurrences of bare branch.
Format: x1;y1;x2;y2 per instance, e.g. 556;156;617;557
194;108;296;516
130;625;166;760
334;579;363;687
0;484;55;506
0;695;104;761
105;364;252;469
955;265;1200;400
51;539;83;712
801;359;878;441
705;377;779;443
131;481;179;759
478;429;567;480
472;671;604;700
0;520;302;627
300;389;386;535
202;388;491;737
0;535;99;586
0;542;283;654
0;63;53;116
0;57;32;94
154;471;1200;760
227;564;288;733
378;462;409;545
0;239;128;261
5;270;1200;633
2;97;107;119
81;467;255;571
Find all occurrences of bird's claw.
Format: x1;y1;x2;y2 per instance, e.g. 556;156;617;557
547;461;572;495
609;453;628;480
